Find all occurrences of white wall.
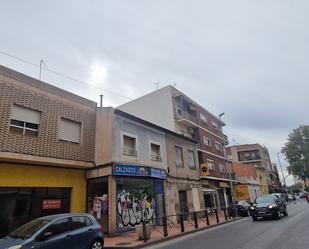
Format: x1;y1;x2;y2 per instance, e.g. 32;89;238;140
118;85;176;132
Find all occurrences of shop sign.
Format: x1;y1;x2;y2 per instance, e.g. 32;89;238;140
219;182;229;188
42;199;61;209
201;163;209;176
113;164;167;179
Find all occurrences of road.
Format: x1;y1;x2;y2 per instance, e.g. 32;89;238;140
146;200;309;249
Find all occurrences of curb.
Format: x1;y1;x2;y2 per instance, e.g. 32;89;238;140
104;217;244;249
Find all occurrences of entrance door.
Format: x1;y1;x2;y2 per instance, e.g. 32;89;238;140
178;191;188;216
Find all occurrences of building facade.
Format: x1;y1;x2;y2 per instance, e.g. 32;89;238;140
0;65;96;237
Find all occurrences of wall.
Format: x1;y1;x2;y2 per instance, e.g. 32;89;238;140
112;113;168;170
0;163;86;212
118;86;176;132
0;67;96;163
234;185;250;201
256;169;269;195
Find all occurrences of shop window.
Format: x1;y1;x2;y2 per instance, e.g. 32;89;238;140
203;136;211;146
59;118;81;144
207;160;215;170
215;141;222;151
175;146;184;167
188;150;196;169
123;134;137;156
10;105;41;137
150;143;162;161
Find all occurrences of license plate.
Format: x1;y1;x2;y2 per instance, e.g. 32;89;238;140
258;211;266;214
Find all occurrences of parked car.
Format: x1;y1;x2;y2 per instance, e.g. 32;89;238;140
236;200;251;217
0;213;104;249
251;194;288;221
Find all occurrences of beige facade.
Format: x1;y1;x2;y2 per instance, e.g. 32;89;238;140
165;134;203;218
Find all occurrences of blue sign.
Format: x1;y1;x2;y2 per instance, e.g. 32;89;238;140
113;164;167;179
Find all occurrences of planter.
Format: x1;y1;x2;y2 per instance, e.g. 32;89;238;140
135;223;152;240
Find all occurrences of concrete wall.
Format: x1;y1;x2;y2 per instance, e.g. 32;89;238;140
118;86;176;132
112;113;167;169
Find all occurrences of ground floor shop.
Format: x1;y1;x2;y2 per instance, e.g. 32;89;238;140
0;163;86;238
165;177;203;219
202;179;233;210
86;164;167;234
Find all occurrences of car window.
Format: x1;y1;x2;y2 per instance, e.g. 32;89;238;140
71;216;88;230
255;195;277;204
44;218;70;237
85;217;92;226
9;219;50;239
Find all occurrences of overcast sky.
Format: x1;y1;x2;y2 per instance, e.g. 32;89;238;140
1;1;308;185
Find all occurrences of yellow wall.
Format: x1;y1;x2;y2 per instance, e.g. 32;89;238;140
256;169;269;195
0;163;86;212
235;185;250;201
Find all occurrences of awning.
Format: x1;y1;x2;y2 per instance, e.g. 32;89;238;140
203;188;215;193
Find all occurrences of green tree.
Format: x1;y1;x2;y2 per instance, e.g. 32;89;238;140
282;125;309;185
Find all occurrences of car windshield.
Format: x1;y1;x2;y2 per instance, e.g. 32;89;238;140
9;219;50;239
255;195;277;204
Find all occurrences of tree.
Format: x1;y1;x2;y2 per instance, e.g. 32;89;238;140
282;125;309;185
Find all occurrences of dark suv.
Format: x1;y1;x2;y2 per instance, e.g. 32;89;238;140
251;194;288;221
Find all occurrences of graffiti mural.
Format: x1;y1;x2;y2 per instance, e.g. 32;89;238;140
116;190;155;228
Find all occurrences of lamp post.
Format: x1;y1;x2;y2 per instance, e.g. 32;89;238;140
277;152;286;191
219;113;235;205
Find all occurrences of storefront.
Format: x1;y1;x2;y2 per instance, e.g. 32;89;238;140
113;164;166;233
0;163;86;238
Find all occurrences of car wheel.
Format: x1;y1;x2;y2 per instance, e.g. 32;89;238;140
91;239;103;249
274;210;281;220
284;208;288;216
252;215;258;221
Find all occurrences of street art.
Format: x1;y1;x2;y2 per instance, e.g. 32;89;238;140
116;190;155;227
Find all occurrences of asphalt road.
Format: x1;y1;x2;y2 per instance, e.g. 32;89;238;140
147;200;309;249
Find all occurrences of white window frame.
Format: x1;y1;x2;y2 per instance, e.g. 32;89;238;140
175;145;184;167
212;121;218;130
207;159;215;171
200;113;208;124
215;141;222;151
203;136;211;146
121;131;138;157
219;164;226;173
149;140;163;162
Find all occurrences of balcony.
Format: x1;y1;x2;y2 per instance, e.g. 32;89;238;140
175;110;197;125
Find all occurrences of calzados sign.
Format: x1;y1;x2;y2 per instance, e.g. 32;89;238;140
42;199;62;209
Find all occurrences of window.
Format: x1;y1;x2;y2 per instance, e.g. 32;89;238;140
60;118;81;143
207;160;214;170
211;121;218;130
188;150;196;169
10;105;41;137
175;146;184;167
150;143;162;161
219;164;226;173
203;136;211;146
44;218;70;237
123;134;137;156
215;141;222;151
200;113;207;124
71;216;91;230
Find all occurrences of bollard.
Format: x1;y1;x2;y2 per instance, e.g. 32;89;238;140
142;220;148;242
215;209;219;223
162;216;168;237
180;214;185;232
205;210;210;226
193;212;198;229
224;208;227;221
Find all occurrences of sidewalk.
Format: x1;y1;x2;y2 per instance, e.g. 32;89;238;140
104;211;241;249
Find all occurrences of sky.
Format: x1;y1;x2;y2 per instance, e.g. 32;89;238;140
1;1;308;185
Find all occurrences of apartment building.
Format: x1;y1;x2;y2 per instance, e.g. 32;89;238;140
119;85;232;209
228;144;281;193
0;65;96;237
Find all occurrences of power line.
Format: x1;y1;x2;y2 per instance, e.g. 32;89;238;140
0;50;133;100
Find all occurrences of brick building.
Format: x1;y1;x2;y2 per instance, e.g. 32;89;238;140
0;65;96;237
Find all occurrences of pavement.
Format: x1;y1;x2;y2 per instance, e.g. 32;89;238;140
104;210;238;248
145;200;309;249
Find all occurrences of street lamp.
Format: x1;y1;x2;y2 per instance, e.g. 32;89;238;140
218;113;235;205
